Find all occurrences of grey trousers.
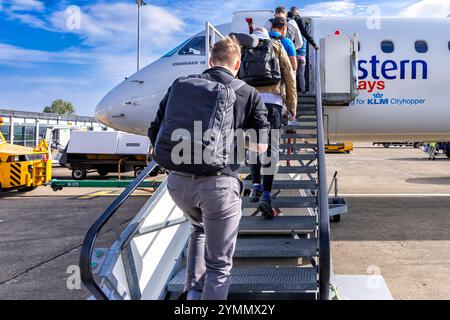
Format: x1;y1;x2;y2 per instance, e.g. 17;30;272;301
298;59;306;93
167;172;242;300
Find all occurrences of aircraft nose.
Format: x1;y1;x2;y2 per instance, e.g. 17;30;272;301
95;94;120;127
94;97;110;126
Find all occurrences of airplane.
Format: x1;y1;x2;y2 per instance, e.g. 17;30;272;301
95;10;450;143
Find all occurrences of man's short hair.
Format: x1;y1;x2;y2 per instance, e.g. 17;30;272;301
272;16;287;29
275;6;287;15
211;37;241;66
290;6;300;15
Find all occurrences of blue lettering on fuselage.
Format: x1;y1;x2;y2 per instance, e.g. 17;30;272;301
358;55;427;80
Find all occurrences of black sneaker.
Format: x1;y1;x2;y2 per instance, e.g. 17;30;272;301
249;184;263;202
258;192;274;219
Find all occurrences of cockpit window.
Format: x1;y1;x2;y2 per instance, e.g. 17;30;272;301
162;39;190;58
179;36;206;56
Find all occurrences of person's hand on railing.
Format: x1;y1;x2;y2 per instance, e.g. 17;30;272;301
287;110;296;122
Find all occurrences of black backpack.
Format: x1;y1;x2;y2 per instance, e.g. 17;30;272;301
239;39;281;87
153;76;245;175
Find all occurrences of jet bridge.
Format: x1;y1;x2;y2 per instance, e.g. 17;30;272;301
79;21;391;301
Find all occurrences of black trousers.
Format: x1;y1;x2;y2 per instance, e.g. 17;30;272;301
250;103;282;193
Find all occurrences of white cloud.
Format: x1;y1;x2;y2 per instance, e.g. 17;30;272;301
49;2;184;49
302;0;359;16
9;75;92;86
8;12;46;28
0;43;89;66
3;0;47;28
400;0;450;17
6;0;44;12
45;2;186;86
170;0;268;31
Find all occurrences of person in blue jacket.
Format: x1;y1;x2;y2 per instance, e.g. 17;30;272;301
269;17;299;71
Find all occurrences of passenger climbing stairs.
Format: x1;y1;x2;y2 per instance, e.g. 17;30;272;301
79;44;331;301
166;92;329;300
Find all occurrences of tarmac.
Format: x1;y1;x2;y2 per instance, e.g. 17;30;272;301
0;144;449;299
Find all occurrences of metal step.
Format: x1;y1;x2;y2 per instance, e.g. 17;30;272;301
234;237;317;258
242;196;317;209
282;125;317;130
238;166;317;174
296;116;318;121
298;94;316;98
243;180;317;190
279;153;317;161
297;104;316;109
239;216;316;234
297;110;316;115
167;266;318;293
297;103;316;108
281;133;317;139
289;118;317;123
280;143;317;149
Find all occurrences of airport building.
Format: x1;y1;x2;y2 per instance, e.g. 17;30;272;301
0;109;109;147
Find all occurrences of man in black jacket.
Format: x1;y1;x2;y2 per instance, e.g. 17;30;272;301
148;37;270;300
288;6;318;50
288;7;318;92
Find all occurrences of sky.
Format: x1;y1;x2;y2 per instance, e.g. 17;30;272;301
0;0;449;116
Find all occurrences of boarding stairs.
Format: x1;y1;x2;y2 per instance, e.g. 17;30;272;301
164;89;329;299
79;48;332;301
79;23;337;300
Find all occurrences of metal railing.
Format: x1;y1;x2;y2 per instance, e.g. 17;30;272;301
79;161;159;300
205;22;225;65
328;171;339;197
314;48;331;300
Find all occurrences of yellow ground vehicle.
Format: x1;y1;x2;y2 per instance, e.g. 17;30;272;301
325;142;354;154
0;120;51;192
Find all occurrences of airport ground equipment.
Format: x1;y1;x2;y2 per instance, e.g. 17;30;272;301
327;171;347;223
434;142;450;158
325;142;353;154
78;27;362;301
44;125;81;166
373;141;421;148
60;131;150;180
49;179;161;191
0;127;51;192
440;142;450;158
420;142;450;160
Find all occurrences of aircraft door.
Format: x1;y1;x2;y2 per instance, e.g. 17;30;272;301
320;32;360;106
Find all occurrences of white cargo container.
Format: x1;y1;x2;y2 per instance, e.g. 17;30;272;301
67;131;149;155
62;131;151;180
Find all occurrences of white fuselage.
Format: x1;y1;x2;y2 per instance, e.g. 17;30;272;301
95;14;450;142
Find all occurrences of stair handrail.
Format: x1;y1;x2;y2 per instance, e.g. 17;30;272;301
205;22;225;65
314;47;331;300
79;161;159;300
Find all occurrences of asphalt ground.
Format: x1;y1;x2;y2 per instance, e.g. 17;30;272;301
1;144;449;299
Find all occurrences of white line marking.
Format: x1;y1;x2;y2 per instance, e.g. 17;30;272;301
339;193;450;197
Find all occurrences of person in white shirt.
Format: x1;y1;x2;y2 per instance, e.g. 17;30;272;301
265;5;303;50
